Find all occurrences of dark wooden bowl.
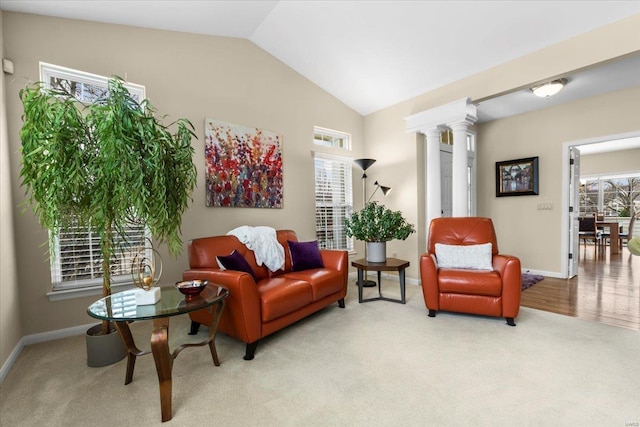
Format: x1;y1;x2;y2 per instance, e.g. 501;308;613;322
175;280;208;297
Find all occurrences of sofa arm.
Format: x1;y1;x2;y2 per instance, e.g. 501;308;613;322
492;254;522;318
420;253;439;310
182;269;262;344
320;250;349;288
320;249;347;271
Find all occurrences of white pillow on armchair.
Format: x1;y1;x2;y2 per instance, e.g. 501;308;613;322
435;243;493;270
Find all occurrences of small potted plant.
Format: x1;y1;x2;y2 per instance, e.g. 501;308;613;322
345;201;415;262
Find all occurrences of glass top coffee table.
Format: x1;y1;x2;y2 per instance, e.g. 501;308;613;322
88;284;228;422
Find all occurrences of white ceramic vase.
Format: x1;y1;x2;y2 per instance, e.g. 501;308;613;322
366;241;387;263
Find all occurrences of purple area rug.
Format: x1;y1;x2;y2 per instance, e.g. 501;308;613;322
522;273;544;291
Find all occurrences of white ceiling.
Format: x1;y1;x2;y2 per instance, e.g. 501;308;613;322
476;52;640;123
577;137;640;155
2;1;639;120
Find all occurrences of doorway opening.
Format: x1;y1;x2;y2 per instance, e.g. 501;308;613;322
561;130;640;278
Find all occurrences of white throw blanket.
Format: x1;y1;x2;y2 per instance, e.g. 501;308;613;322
227;226;285;272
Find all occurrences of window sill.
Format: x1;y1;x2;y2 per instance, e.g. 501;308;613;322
46;281;136;302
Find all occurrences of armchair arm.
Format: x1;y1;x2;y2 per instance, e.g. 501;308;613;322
183;269;262;344
492;254;522;318
420;253;439;310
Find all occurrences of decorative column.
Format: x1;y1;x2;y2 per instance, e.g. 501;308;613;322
425;128;443;227
405;98;478;245
450;121;473;216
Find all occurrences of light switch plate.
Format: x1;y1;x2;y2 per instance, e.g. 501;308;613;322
3;59;14;75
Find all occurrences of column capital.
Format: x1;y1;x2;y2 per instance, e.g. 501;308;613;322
448;118;477;131
405;98;477;134
425;126;447;140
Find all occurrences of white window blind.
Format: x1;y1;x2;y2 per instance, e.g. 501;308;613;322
313;151;353;251
40;63;150;291
51;221;150;290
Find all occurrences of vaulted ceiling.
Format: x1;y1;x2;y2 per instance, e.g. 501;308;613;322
2;1;639;122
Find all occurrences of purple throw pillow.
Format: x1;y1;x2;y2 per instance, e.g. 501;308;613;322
217;250;257;281
288;240;324;271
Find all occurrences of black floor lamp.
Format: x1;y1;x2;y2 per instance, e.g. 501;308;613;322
354;158;376;197
368;181;392;202
354;158;378;287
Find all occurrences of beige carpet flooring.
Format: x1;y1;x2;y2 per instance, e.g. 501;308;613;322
1;282;639;426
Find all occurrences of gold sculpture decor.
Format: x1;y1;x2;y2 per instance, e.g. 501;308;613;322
131;237;163;291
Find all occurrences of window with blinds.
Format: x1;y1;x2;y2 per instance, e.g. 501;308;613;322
50;221;150;290
313;126;353;251
40;63;150;291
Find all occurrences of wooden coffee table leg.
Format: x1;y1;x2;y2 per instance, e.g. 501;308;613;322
206;300;225;366
114;321;149;385
151;317;173;422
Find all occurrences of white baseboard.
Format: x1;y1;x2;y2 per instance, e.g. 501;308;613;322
348;270;420;286
22;322;97;346
1;322;97;384
0;338;25;384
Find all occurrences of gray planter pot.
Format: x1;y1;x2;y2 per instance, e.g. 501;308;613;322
366;241;387;262
86;323;127;367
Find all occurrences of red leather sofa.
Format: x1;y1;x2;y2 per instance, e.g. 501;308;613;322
183;230;348;360
420;217;521;326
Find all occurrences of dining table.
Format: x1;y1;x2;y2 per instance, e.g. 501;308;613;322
596;221;620;254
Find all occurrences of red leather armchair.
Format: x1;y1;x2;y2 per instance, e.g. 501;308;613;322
420;217;521;326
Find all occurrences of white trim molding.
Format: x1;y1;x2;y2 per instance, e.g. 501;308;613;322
404;98;477;134
1;322;97;384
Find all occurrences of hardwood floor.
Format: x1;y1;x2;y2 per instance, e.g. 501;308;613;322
520;244;640;331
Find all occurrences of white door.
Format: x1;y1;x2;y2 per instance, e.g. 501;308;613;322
568;146;580;277
440;146;453;217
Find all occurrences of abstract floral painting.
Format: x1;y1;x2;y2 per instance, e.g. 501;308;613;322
205;118;283;208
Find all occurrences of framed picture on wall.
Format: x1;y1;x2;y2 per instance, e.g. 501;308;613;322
495;156;539;197
204;118;283;208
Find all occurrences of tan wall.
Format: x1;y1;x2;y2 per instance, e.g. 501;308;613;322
580;148;640;176
0;9;24;374
477;87;640;272
363;13;640;278
2;12;364;337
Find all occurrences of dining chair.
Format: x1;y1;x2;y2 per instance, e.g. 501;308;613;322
618;215;636;250
593;212;620;252
579;216;601;253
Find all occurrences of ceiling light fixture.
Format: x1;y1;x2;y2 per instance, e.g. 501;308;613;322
530;78;567;98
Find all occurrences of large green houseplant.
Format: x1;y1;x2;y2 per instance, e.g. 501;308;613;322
19;77;197;340
345;201;415;262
